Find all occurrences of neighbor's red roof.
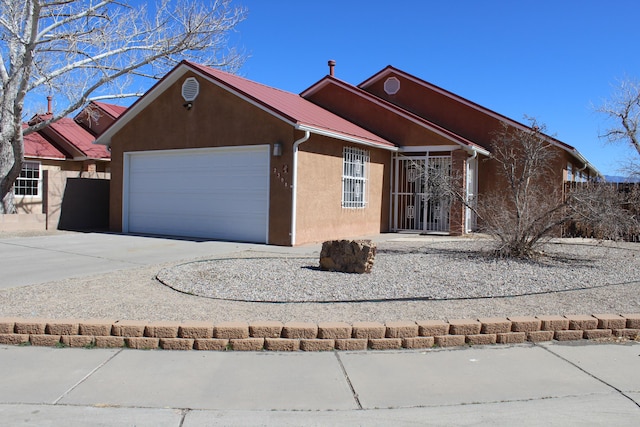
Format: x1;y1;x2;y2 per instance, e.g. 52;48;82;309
92;101;127;119
186;61;395;149
23;125;66;159
47;117;110;159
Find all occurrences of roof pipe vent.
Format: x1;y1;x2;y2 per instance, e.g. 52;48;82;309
47;95;52;114
328;59;336;77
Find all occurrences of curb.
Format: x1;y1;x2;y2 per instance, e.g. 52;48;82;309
1;314;639;351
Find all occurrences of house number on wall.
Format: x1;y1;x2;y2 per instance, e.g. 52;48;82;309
273;165;291;189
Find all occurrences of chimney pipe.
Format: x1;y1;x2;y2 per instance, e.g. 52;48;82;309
46;96;52;115
328;60;336;77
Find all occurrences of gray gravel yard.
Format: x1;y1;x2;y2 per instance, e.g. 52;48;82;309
1;236;639;322
158;239;639;303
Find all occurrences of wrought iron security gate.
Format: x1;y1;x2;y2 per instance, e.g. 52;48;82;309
392;154;452;233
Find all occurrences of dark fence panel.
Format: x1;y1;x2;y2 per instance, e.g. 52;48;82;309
58;178;110;231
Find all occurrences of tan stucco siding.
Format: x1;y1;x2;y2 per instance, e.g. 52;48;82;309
294;135;390;245
108;71;294;244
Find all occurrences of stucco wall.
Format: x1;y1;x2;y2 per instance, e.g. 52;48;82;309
295;135;391;245
108;71;295;245
13;160;109;231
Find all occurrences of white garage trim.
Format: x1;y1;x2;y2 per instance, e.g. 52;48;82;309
123;145;270;243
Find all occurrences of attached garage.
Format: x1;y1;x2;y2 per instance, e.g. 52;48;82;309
123;145;270;243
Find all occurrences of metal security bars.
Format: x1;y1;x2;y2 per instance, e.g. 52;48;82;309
392;154;452;232
342;146;369;208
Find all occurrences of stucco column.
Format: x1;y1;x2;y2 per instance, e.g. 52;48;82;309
449;150;467;236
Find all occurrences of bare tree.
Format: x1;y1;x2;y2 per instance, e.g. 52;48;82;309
419;118;638;258
0;0;247;213
597;78;640;178
476;119;571;257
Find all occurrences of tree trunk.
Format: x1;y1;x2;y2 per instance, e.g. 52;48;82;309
0;125;24;214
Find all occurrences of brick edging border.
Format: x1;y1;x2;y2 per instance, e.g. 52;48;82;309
1;314;639;351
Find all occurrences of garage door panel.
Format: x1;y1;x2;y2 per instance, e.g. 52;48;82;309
125;146;269;243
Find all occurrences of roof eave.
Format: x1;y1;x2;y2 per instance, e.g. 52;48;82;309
296;124;397;151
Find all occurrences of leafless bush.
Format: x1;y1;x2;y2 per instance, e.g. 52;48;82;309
470;119;636;258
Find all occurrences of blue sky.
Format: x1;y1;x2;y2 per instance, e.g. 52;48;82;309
229;0;639;177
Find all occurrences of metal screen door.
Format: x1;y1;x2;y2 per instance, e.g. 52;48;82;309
392;154;452;233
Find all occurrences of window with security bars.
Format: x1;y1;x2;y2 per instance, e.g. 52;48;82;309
13;161;41;196
342;147;369;208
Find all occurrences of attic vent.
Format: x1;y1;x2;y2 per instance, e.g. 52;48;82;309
182;77;200;102
384;77;400;95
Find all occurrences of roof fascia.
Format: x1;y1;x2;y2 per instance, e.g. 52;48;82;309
25;154;66;161
361;66;599;175
296;124;397;152
96;61;394;151
95;64;192;146
399;145;462;153
303;76;489;156
96;62;300;146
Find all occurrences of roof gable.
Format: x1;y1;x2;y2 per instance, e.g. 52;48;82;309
96;61;395;150
44;117;110;159
360;66;599;175
302;75;489;155
92;101;127;119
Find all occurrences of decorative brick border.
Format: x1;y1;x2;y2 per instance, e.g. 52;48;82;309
0;314;638;351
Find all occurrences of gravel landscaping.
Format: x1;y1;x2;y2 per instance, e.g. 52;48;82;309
157;239;639;303
1;236;639;322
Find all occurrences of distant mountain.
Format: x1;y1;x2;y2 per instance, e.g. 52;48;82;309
604;175;640;183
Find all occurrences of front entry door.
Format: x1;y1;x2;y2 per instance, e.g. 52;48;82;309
392;154;452;233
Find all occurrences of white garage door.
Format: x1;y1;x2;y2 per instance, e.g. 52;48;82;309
124;145;270;243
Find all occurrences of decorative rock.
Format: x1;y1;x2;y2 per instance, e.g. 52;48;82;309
319;240;376;273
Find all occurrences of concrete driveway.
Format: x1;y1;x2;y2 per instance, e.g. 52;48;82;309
0;231;319;289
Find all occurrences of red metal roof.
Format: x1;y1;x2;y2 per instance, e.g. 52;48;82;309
186;62;395;149
92;101;127;119
22;126;66;159
47;117;110;159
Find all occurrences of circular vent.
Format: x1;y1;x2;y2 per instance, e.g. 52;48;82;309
181;77;200;102
384;77;400;95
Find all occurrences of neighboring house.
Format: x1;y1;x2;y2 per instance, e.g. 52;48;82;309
5;100;124;231
96;60;599;246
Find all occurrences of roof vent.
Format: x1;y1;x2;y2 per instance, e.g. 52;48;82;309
182;77;200;102
384;77;400;95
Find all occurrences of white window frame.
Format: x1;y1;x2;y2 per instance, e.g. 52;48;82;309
342;146;369;208
13;160;42;198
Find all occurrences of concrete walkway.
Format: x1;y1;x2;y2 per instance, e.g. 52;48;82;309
0;341;638;426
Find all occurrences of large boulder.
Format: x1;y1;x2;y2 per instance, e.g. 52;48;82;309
319;240;376;274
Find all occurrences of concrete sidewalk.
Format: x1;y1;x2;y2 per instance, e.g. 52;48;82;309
0;341;638;426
